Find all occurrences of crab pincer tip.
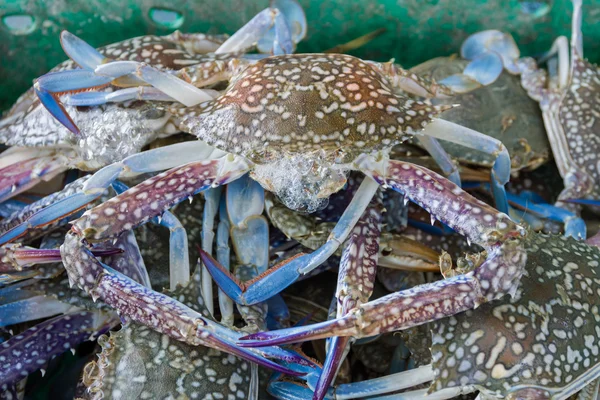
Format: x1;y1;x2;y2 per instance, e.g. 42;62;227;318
33;84;81;136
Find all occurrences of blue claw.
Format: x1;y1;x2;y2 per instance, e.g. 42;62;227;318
201;249;246;304
463;51;504;85
258;0;307;54
34;70;112;135
201;249;309;305
268;360;322;396
269;381;321;400
33;86;80;135
493;184;586;239
438;52;504;93
266;294;291;330
461;30;521;74
272;10;294;55
60;30;106;70
563;198;600;206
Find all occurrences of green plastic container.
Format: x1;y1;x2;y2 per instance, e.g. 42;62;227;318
1;0;598;111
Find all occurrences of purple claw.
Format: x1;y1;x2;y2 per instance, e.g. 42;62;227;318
0;310;115;387
60;233;306;377
373;161;524;249
0;155;66;204
238;318;340;347
0;245;122;272
314;336;351;400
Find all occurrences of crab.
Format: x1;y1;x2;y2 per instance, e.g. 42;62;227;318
0;197;312;395
0;23;542;398
0;0;306;204
460;0;598;238
240;230;600;399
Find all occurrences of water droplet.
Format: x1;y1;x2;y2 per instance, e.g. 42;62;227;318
148;7;184;29
519;0;552;18
2;13;36;35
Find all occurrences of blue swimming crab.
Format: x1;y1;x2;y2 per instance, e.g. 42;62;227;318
0;22;542;400
242;230;600;400
0;0;307;203
0;193;311;395
461;0;599;238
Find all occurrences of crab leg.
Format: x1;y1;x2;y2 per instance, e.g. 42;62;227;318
216;197;234;326
216;0;305;55
226;175;271;331
59;234;304;376
163;31;229;54
1;294;74;327
313;199;383;400
256;0;307;54
0;142;226;246
415;135;461;187
0;310;116;387
238;158;526;346
0;175;95;245
504;187;586;238
268;364;437;400
203;177;379;305
420;118;511;214
201;187;223;316
112;180;188;290
63;86;177;106
215;7;283;54
0;245;120;272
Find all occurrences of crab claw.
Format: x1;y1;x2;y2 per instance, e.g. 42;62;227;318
60;232;311;377
33;70;112;135
461;30;521;74
313;336;351;400
238;318;340;348
201;248;308;305
60;30;108;70
216;0;306;55
258;0;307;54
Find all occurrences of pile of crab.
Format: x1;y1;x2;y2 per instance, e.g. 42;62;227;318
2;0;600;399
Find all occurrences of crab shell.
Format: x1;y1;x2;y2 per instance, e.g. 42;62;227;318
431;232;600;398
180;53;446;211
556;55;600;198
412;56;549;173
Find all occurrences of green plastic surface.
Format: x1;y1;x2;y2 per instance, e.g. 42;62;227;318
1;0;599;111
